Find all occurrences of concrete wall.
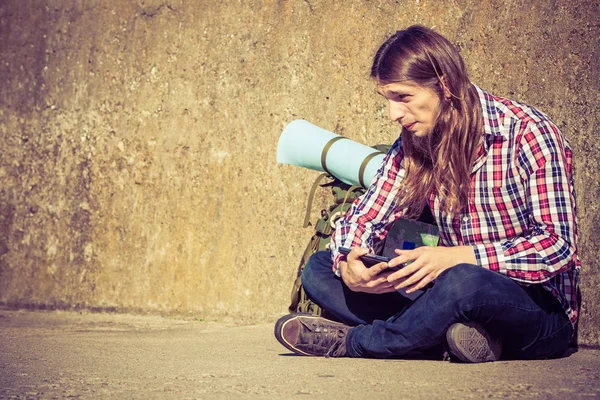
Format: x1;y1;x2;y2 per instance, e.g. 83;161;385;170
0;0;598;344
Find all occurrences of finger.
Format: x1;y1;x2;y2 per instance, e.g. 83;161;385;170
393;248;418;259
393;247;426;263
395;268;428;290
347;255;369;273
396;269;426;289
368;274;395;289
375;270;395;280
339;261;347;271
386;264;414;282
387;259;423;282
391;249;409;264
384;269;407;285
348;247;369;261
367;261;391;277
370;281;396;294
395;246;425;255
388;253;409;269
406;274;434;293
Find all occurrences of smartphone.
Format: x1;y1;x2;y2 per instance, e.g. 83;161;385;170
338;246;392;267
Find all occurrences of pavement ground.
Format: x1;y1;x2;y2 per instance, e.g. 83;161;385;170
1;308;599;399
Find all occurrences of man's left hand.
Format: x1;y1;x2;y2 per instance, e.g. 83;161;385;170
386;246;477;293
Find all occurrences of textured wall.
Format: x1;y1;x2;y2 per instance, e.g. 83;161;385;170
0;0;598;344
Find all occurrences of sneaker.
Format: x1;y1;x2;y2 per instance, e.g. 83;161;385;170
274;313;351;357
446;322;502;363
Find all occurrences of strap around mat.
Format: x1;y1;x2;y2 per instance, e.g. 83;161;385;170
358;151;384;188
320;136;346;176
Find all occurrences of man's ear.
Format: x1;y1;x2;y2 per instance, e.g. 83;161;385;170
440;76;452;100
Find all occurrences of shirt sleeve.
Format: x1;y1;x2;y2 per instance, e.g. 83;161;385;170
472;119;579;283
329;136;406;274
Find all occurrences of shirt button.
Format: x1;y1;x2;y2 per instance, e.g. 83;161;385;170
462;216;469;222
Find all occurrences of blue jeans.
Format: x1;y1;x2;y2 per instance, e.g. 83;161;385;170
302;251;573;359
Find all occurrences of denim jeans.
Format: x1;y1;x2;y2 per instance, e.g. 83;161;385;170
302;251;573;359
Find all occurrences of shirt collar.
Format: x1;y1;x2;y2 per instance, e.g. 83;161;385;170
473;84;509;140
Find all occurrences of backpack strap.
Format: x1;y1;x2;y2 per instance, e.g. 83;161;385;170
289;231;321;313
342;184;363;207
329;184;364;228
302;172;330;228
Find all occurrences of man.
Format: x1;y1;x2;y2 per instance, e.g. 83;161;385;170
274;25;580;362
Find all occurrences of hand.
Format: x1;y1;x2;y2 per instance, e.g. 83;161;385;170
386;246;476;293
339;247;397;294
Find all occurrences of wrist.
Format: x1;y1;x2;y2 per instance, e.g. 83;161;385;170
453;246;477;265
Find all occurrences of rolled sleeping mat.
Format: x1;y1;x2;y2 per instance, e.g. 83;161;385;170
276;119;385;188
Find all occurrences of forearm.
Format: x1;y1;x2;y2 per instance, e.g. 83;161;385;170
472;232;577;283
331;137;405;271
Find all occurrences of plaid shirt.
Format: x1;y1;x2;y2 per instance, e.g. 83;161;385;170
331;85;580;326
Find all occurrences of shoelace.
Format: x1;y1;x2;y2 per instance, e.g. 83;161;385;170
325;339;347;358
301;320;347;357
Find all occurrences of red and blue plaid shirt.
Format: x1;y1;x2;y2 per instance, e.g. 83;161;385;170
331;85;580;326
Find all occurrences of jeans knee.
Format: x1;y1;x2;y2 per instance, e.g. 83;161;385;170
434;263;496;302
439;263;487;282
301;251;333;295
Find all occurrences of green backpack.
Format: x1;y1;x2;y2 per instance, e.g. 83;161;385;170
288;173;365;315
288;144;391;316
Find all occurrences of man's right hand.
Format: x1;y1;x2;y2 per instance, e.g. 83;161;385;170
339;247;399;294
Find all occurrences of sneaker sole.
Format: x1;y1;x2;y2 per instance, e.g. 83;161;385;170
274;313;315;356
446;322;501;363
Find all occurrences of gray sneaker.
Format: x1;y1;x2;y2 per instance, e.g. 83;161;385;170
446;322;502;363
274;313;350;357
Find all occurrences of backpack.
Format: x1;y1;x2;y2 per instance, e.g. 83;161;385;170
288;144;391;315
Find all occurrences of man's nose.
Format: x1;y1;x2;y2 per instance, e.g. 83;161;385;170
388;102;405;122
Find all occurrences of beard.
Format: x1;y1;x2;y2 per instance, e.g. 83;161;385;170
405;126;442;163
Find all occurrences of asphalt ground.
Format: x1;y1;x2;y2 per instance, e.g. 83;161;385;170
1;308;599;399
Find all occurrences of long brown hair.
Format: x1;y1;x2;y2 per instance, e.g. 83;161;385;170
371;25;482;217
